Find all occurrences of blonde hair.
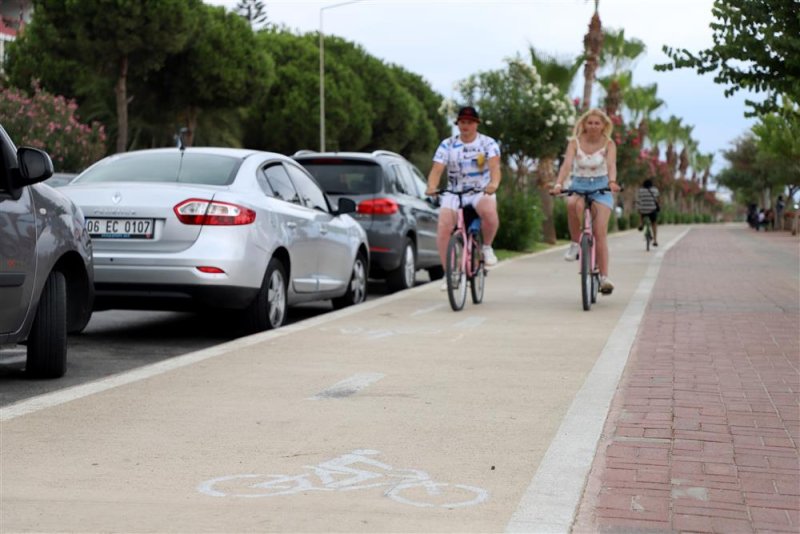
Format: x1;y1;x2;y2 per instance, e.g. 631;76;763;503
572;108;614;141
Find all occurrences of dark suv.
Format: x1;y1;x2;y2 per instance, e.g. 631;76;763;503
0;124;94;378
294;150;442;292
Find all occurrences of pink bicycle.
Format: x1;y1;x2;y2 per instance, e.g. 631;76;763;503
439;187;486;311
560;187;612;311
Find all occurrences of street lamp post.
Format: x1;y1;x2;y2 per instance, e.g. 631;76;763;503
319;0;363;152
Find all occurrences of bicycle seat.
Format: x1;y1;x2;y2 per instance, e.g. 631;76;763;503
464;205;481;233
468;217;482;234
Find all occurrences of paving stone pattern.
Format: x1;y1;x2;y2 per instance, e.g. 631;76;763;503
573;227;799;533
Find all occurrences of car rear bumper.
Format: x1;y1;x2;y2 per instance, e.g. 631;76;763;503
93;282;259;311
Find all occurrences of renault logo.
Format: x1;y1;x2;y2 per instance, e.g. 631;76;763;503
112;192;122;204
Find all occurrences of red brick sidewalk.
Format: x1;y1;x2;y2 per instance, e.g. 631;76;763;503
573;226;800;533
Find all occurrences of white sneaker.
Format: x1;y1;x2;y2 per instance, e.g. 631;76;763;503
599;276;614;295
564;242;580;261
482;245;498;267
440;281;448;291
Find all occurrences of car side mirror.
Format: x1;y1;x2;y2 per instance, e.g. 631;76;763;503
14;147;54;187
336;197;357;215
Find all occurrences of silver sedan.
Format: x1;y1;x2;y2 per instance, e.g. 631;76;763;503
61;147;369;332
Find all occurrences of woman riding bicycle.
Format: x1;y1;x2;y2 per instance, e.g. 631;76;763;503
551;108;620;294
426;106;502;289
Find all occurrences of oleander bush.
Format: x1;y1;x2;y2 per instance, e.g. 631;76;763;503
0;83;106;172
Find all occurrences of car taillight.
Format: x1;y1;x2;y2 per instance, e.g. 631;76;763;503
357;198;398;215
197;266;226;274
174;199;256;225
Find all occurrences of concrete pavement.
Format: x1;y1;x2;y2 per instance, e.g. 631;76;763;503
1;224;797;533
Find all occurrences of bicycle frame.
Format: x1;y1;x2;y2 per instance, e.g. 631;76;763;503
562;187;610;311
643;215;653;251
439;187;485;311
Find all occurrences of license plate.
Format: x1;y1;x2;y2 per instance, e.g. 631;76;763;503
86;218;154;239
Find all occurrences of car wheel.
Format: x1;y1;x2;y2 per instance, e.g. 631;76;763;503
332;252;368;310
426;265;444;281
386;238;416;292
26;271;67;379
69;309;93;335
244;258;288;333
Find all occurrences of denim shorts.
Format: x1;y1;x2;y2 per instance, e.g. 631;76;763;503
570;176;613;209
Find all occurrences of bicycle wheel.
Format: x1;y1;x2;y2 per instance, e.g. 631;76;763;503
591;273;599;303
470;232;485;304
446;233;467;311
387;481;489;508
580;235;592;311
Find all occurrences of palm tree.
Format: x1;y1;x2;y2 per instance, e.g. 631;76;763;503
597;28;645;117
598;71;632;117
529;47;583;243
581;0;603;111
625;83;664;130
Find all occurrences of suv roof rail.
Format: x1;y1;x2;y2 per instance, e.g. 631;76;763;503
293;149;317;157
371;150;405;159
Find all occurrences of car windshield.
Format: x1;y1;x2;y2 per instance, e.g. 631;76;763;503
299;160;381;195
75;152;241;186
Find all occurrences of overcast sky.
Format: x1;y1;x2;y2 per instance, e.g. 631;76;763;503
211;0;756;174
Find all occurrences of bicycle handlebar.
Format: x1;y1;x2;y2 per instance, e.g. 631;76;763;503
437;186;485;196
550;186;622;197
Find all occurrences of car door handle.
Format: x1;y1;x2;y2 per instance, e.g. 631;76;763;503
286;222;297;229
319;226;329;235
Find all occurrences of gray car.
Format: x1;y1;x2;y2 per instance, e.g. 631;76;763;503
0;124;95;378
60;147;369;332
294;150;443;292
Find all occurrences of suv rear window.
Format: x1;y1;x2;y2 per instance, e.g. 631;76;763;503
298;160;381;195
75;152;241;186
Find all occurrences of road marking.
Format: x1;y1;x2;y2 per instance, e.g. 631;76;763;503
505;228;690;534
308;373;385;400
197;449;489;508
411;303;446;316
454;316;486;329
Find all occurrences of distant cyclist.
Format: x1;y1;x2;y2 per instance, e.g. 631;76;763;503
551;108;620;294
426;106;502;288
636;178;660;246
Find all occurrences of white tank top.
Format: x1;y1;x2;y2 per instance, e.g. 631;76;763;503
573;138;609;178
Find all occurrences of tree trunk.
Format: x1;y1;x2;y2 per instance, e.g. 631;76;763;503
536;157;557;244
115;56;129;153
581;12;603;111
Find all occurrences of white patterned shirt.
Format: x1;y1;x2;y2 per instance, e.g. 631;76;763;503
433;133;501;191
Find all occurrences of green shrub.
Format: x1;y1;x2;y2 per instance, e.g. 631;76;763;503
494;189;543;251
553;196;570;240
617;212;629;231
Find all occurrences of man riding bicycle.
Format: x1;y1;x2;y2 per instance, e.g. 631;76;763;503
426;106;502;290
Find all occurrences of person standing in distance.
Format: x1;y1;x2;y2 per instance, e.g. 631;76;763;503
426;106;502;286
551;108;621;294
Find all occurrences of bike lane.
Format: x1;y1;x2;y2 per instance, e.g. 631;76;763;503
3;225;686;533
572;226;800;533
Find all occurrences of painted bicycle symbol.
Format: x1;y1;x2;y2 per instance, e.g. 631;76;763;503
198;449;488;509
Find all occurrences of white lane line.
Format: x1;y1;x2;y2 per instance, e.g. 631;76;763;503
308;373;386;400
454;316;487;329
0;282;432;423
505;228;690;534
